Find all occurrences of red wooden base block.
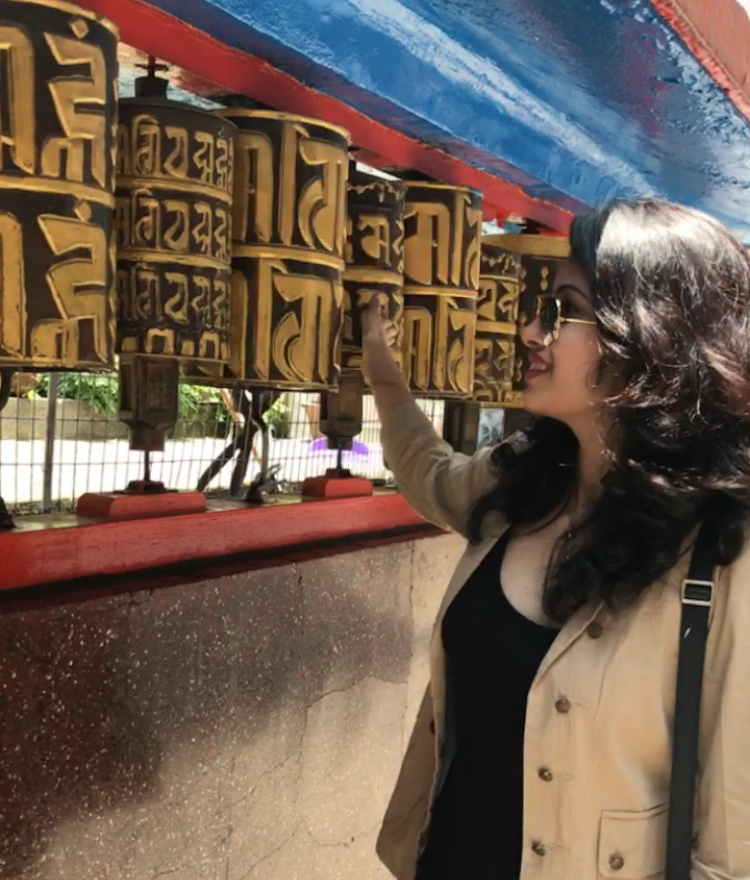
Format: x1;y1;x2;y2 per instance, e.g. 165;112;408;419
301;474;374;499
77;491;207;520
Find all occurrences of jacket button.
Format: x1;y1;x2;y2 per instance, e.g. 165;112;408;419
555;697;571;714
538;767;554;782
609;854;625;871
531;841;546;857
587;621;604;639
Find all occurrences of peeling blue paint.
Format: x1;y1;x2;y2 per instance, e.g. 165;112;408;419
149;0;750;238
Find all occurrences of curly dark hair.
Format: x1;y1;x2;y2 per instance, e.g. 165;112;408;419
468;198;750;624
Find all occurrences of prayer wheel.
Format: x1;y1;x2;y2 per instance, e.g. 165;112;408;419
113;63;236;456
401;182;482;398
0;0;118;372
342;165;405;373
482;233;569;408
115;85;236;373
220;109;350;390
473;243;522;407
315;166;405;461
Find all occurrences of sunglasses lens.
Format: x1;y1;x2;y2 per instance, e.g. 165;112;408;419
539;297;559;334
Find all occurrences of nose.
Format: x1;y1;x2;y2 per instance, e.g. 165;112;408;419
521;313;545;349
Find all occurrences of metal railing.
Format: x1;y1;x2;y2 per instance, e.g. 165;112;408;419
0;372;445;515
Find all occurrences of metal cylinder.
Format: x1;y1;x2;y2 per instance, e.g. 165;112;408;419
0;0;118;371
401;182;482;398
342;166;405;373
483;233;569;408
221;110;350;390
473;243;521;407
115;98;236;373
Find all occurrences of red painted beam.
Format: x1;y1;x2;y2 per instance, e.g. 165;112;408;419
0;494;433;593
84;0;572;231
650;0;750;122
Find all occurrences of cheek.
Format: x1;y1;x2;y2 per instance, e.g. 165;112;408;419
553;339;600;387
552;336;601;391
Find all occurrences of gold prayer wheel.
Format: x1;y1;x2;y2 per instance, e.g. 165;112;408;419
473;243;521;407
115;97;236;372
402;182;482;398
112;65;237;456
342;166;405;373
483;233;569;408
0;0;118;371
220;109;350;390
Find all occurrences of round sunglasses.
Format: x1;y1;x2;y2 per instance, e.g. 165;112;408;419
534;295;597;347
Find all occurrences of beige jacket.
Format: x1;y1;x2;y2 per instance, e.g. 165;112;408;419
376;400;750;880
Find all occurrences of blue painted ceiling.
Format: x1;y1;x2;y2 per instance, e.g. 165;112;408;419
150;0;750;238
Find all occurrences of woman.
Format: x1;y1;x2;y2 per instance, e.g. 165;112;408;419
363;198;750;880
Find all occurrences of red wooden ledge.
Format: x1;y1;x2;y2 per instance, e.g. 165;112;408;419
0;493;434;593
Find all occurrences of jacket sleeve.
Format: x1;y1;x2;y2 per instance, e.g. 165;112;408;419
380;400;498;536
693;552;750;879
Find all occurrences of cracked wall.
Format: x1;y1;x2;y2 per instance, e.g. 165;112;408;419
0;532;465;880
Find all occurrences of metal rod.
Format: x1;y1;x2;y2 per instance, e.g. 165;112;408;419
144;450;151;484
42;372;59;513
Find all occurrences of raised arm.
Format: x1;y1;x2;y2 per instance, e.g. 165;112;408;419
361;296;496;535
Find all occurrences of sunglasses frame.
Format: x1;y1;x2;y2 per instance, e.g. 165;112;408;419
534;295;597;347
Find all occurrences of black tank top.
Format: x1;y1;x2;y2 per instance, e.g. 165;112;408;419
416;532;559;880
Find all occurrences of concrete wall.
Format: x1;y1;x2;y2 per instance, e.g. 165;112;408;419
0;399;128;443
0;533;465;880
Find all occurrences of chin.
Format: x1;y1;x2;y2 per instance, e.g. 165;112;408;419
521;390;590;431
521;386;548;416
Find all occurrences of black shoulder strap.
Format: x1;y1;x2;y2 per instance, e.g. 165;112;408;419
665;521;718;880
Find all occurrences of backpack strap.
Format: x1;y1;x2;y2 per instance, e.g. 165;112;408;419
665;521;718;880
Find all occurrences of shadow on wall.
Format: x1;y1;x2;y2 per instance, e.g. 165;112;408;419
0;543;421;879
0;600;161;876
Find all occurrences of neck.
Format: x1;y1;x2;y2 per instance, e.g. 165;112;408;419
569;412;611;507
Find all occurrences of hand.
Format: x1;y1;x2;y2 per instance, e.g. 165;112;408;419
361;294;402;388
361;294;399;351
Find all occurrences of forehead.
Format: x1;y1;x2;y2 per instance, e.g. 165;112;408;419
552;260;591;296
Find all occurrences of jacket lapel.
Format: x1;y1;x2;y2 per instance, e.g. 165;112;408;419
534;600;604;684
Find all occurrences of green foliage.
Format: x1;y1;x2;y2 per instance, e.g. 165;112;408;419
178;383;225;421
35;374;229;425
264;394;290;439
36;373;120;415
32;374;291;439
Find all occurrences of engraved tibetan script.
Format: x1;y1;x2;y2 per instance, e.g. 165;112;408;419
222;110;350;389
115;102;235;367
473;245;521;405
0;2;118;370
343;169;404;373
401;183;482;397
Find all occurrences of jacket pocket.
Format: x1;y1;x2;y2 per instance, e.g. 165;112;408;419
598;804;668;879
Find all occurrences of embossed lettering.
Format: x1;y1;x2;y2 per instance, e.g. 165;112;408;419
35;204;109;365
234;132;274;244
45;32;108;187
164;126;188;178
0;213;25;358
404;202;451;286
298;138;347;254
0;27;35;174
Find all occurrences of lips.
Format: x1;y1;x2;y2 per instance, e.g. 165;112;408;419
528;354;551;370
526;353;551;379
